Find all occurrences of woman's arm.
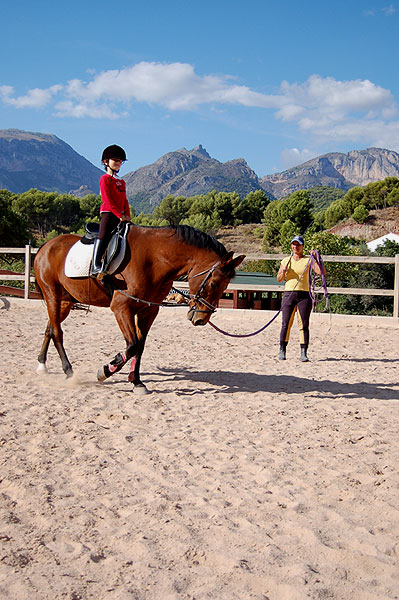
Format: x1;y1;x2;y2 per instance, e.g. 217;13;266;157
277;261;288;282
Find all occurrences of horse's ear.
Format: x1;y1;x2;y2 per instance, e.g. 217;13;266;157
232;254;245;269
221;251;234;264
221;252;245;269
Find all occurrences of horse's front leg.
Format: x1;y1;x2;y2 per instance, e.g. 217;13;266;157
96;294;138;384
37;320;52;374
97;350;130;382
127;306;160;394
97;297;159;394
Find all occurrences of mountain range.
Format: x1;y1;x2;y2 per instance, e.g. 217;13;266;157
124;144;261;208
2;129;399;208
0;129;103;196
260;148;399;199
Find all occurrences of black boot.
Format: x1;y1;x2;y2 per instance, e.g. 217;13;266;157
279;342;287;360
300;345;309;362
90;238;106;277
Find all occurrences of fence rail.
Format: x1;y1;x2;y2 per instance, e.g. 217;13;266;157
1;246;398;317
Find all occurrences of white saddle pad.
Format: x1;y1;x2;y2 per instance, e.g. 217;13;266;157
64;238;127;278
65;241;92;278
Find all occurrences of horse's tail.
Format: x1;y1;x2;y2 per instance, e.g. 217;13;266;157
34;279;44;299
33;243;47;299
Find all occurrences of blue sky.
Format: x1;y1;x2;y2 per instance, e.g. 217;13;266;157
1;1;399;177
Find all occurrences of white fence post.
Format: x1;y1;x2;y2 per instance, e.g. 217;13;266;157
24;244;32;300
394;254;399;319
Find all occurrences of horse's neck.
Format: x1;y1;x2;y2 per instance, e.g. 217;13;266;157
181;247;219;277
127;228;219;281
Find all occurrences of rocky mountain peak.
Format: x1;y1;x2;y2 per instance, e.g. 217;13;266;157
261;147;399;198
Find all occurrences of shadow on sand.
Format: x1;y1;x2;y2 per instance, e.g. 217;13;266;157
149;367;399;401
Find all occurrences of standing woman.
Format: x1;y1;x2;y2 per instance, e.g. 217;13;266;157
276;235;326;362
90;145;131;277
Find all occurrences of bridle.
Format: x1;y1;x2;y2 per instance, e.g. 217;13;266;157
186;260;221;313
116;260;221;313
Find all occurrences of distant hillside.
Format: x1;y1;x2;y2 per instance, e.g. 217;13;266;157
328;206;399;242
261;148;399;199
0;129;102;195
2;130;399;212
124;145;264;210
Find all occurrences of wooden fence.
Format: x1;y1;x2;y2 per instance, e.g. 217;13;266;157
1;246;398;318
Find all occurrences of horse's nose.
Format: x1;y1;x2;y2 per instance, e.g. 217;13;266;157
187;307;206;326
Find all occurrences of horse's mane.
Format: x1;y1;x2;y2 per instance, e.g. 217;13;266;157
174;225;227;258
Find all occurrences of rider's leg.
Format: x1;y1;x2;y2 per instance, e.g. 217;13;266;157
90;211;119;277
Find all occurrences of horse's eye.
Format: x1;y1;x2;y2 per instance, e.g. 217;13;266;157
210;282;216;290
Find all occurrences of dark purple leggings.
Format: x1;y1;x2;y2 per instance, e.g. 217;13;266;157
280;291;312;347
98;212;119;243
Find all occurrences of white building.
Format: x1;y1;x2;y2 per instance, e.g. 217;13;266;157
366;232;399;252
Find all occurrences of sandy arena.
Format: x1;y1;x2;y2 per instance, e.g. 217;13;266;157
0;299;398;599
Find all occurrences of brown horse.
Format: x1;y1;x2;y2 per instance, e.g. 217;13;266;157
34;224;244;393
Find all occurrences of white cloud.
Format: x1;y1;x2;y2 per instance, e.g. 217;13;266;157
62;62;281;111
54;100;120;120
364;5;397;16
277;75;394;121
1;63;399;153
0;84;62;108
383;4;396;16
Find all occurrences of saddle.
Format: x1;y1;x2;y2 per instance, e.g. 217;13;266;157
65;221;130;278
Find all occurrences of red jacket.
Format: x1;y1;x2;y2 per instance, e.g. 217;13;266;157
99;174;131;220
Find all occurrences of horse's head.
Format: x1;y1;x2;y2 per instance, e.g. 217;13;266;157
187;252;245;326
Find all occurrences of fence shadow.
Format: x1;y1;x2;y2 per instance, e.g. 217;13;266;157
154;367;399;401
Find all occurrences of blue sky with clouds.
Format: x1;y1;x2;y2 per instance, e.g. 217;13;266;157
1;1;398;177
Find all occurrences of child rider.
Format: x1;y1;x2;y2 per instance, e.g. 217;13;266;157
90;144;131;277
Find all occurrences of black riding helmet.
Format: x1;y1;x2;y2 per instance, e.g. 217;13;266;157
101;145;127;162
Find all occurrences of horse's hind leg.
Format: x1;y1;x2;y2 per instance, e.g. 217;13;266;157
38;299;74;378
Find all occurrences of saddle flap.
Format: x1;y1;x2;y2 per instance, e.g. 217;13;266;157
103;221;130;274
82;222;100;243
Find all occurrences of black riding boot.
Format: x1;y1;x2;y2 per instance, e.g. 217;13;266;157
279;341;287;360
90;238;107;277
300;344;309;362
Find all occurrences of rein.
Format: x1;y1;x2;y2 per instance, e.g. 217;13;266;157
208;251;328;338
309;251;329;310
115;261;221;313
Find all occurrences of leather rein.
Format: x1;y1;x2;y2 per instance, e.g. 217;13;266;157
116;261;221;313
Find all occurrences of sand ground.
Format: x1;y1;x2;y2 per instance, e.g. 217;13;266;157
0;299;398;600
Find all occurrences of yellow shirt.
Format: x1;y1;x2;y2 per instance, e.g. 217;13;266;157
281;256;310;291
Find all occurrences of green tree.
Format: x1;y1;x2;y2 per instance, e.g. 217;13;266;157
305;231;361;286
284;190;313;231
153;195;188;226
11;189;81;237
79;194;102;220
262;199;286;249
182;212;220;233
236;189;270;223
262;190;313;249
279;220;298;251
307;186;346;212
212;191;241;226
0;190;31;247
352;205;369;223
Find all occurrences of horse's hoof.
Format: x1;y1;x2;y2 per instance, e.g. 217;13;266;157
97;366;107;382
36;362;48;374
133;383;149;395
